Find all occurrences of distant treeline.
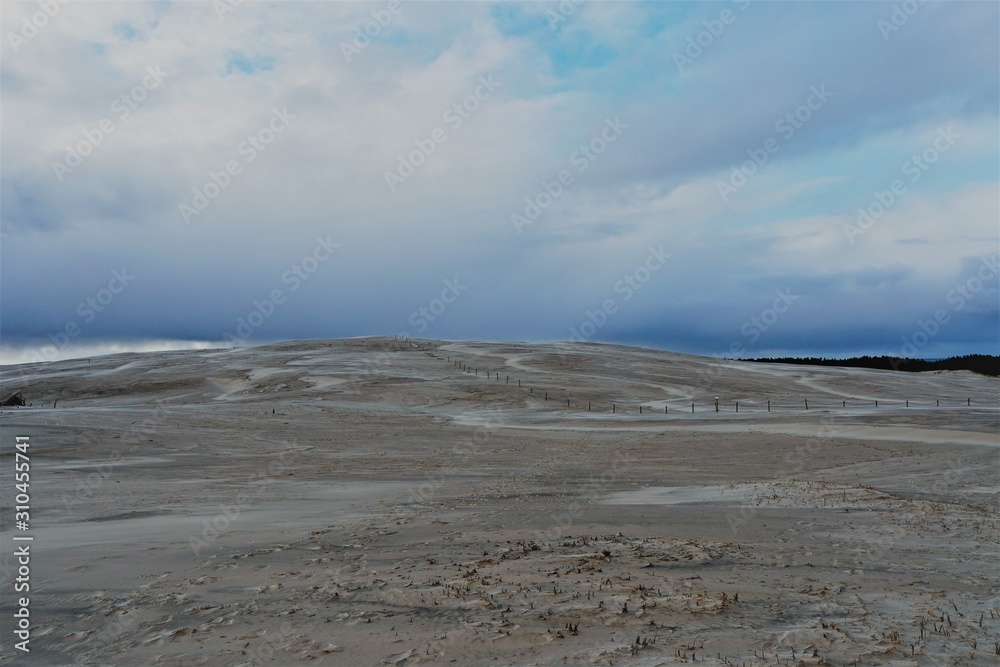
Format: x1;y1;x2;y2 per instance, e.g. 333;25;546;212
744;354;1000;377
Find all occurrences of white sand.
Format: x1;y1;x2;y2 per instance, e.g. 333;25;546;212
0;337;997;666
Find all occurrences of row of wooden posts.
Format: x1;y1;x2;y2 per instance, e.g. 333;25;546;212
429;348;983;414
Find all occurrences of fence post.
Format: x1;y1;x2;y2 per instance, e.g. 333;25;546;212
545;392;548;401
665;405;668;414
804;398;808;410
936;399;939;407
767;400;770;412
588;402;591;411
567;399;570;407
906;400;908;407
691;403;694;413
968;398;971;406
639;406;642;414
875;400;878;407
613;404;616;414
736;401;738;413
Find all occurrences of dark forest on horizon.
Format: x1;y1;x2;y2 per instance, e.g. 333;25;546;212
743;354;999;377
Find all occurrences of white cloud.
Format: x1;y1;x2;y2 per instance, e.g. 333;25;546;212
1;1;996;356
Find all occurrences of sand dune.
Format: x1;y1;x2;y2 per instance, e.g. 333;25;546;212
1;337;997;666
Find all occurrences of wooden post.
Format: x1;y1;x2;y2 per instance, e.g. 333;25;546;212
736;401;738;413
906;400;908;407
588;402;591;411
843;400;845;408
545;392;548;401
506;376;509;383
767;400;770;412
567;399;570;407
691;403;694;413
613;404;616;414
936;399;939;407
639;406;642;414
876;400;878;407
665;405;668;414
518;380;521;387
804;398;808;410
968;398;971;406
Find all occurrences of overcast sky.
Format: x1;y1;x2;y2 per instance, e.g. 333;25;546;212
1;0;997;364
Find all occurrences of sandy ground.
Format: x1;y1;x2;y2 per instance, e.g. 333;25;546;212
0;337;998;666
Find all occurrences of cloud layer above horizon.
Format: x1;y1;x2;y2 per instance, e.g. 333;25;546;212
2;0;998;363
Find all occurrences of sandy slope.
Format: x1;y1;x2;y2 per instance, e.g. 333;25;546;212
0;337;997;666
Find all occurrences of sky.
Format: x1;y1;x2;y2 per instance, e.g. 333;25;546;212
1;0;998;365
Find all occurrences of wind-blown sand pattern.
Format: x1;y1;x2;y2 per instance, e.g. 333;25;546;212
1;338;998;666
